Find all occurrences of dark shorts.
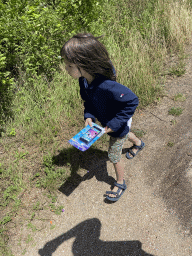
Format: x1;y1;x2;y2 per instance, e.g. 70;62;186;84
108;133;129;163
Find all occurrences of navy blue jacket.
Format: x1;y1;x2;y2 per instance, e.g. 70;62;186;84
79;70;139;138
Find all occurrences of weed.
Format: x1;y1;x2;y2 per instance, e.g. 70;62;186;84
43;154;53;169
0;215;13;256
47;194;57;203
7;128;16;137
31;172;40;181
49;203;56;211
35;179;42;188
50;224;56;230
46;194;64;215
33;201;41;211
0;215;12;226
27;223;36;232
17;237;22;246
2;185;22;206
30;212;35;221
131;129;147;138
173;93;186;101
167;142;174;147
22;248;27;255
51;126;58;137
168;107;184;116
26;234;33;244
37;157;68;190
171;119;177;125
15;151;29;161
13;199;21;212
49;204;64;215
168;61;186;77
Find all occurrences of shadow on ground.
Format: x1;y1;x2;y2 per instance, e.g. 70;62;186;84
38;218;155;256
52;146;117;196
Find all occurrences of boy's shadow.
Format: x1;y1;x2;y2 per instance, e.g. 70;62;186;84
52;147;116;197
38;218;155;256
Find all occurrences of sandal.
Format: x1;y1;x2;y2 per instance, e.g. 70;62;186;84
126;140;145;159
105;180;127;202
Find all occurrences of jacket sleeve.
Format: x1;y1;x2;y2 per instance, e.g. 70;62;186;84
84;101;96;123
106;92;139;132
79;82;96;123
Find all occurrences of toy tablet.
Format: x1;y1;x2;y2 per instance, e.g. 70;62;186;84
68;123;105;151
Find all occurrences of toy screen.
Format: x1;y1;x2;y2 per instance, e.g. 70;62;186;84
80;126;101;144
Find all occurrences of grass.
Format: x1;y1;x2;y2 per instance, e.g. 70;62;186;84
168;107;184;116
173;93;186;101
171;120;177;125
168;61;186;76
1;0;192;255
131;129;147;138
167;142;174;147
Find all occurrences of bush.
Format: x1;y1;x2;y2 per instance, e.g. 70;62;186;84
0;0;104;81
0;53;14;126
0;0;104;123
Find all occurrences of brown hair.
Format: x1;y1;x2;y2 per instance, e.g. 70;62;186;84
60;33;116;81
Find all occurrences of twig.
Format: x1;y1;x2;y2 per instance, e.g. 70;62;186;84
148;111;167;122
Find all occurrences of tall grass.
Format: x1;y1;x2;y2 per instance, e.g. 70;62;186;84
0;0;192;254
9;72;84;144
5;0;192;140
3;0;192;139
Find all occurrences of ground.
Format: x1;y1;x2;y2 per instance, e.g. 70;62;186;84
1;43;192;255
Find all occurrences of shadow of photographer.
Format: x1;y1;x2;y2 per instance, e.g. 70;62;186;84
52;146;116;196
38;218;155;256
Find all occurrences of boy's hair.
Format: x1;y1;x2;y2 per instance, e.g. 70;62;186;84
60;33;116;81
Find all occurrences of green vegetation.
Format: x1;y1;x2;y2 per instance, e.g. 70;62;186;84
171;120;177;125
131;129;147;138
0;0;104;126
168;61;186;76
173;93;186;101
167;141;174;147
1;0;192;254
168;107;184;116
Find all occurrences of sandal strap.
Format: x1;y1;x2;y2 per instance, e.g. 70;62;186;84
128;145;135;150
127;141;144;154
114;181;126;190
132;141;144;150
127;149;136;157
107;190;121;198
106;191;118;196
110;188;124;198
133;145;142;150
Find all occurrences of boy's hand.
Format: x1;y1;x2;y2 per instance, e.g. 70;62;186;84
104;126;114;133
85;118;92;127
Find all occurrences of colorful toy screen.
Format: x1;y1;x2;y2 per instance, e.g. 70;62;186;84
79;126;102;144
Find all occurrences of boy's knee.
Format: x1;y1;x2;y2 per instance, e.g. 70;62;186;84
127;132;131;139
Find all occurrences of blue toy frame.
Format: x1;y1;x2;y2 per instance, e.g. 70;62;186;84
68;123;105;151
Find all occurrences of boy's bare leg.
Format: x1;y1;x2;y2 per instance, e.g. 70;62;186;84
107;132;142;197
107;159;125;198
127;132;142;157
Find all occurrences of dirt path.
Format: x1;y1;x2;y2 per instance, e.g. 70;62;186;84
8;44;192;255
